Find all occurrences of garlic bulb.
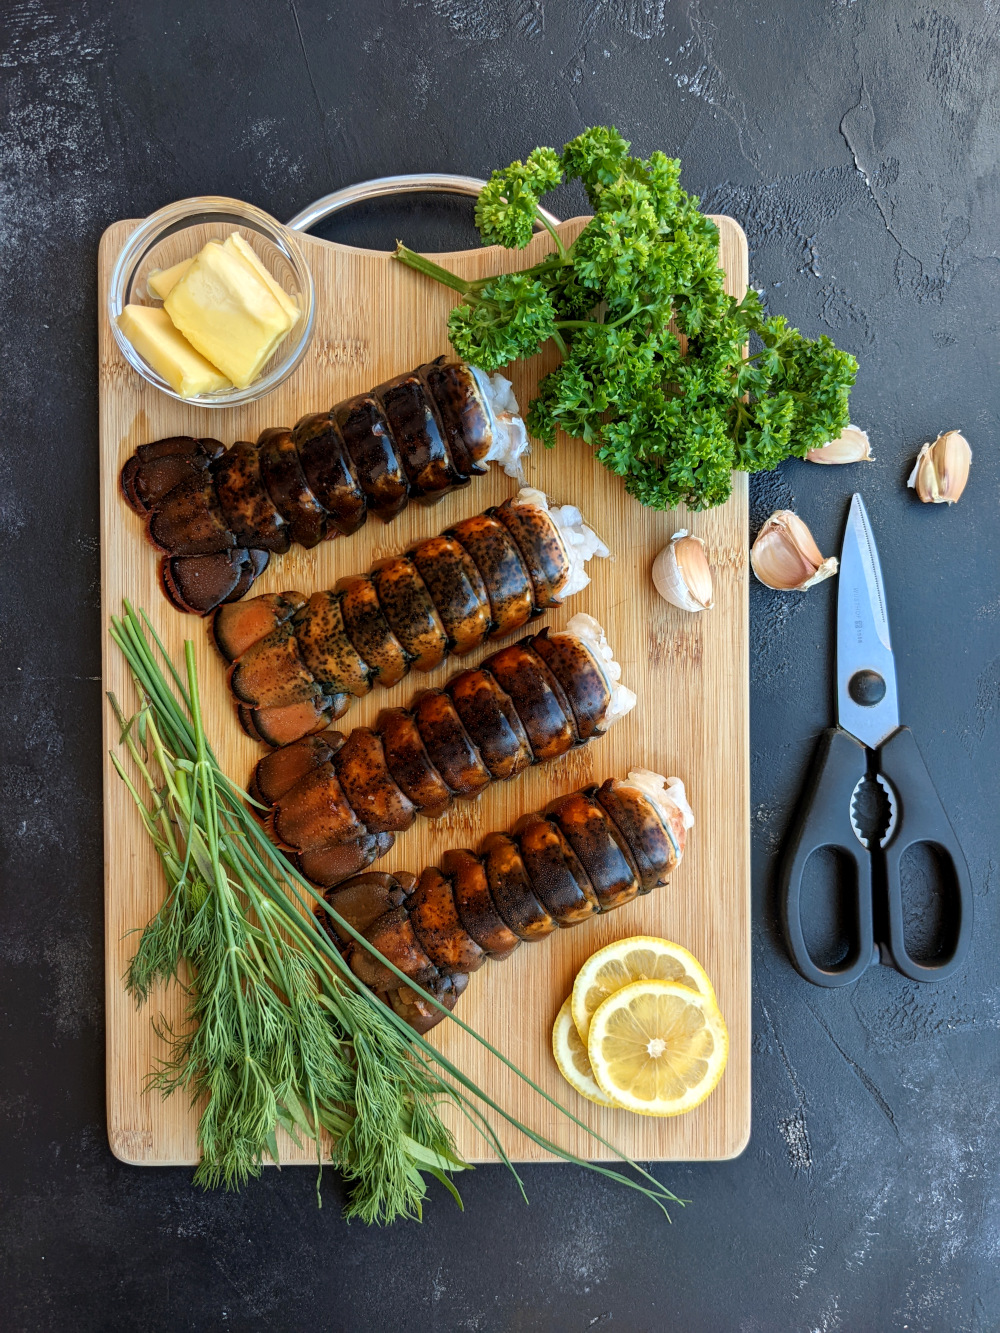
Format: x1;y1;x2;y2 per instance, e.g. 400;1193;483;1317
805;425;872;465
652;530;714;612
750;511;838;591
907;430;971;505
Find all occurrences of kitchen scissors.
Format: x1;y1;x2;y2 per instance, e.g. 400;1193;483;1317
779;493;973;986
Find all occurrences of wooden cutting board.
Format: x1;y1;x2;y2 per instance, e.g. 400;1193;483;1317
99;213;750;1167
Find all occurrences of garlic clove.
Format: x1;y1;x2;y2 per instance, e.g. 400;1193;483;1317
907;444;936;501
805;425;872;465
652;530;714;612
907;430;971;504
750;510;838;591
674;533;715;610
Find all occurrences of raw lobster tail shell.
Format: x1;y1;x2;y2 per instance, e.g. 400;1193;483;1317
214;491;608;746
251;618;633;888
120;360;525;615
319;771;693;1033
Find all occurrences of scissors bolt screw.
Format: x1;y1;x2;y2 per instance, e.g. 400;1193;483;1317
848;668;886;707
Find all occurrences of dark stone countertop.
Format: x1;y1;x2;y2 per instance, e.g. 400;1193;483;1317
1;2;997;1329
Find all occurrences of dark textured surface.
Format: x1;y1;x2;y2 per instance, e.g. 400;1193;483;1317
2;1;998;1329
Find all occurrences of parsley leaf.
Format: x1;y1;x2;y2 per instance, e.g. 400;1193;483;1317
396;128;858;511
448;273;558;368
475;147;564;249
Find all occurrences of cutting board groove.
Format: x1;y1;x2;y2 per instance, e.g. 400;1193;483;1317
99;215;750;1166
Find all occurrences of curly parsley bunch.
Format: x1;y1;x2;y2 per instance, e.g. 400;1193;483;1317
396;127;857;511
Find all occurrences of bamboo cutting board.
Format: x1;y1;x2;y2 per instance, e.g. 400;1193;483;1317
99;213;750;1167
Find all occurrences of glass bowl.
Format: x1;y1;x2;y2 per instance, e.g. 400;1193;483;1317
107;196;315;408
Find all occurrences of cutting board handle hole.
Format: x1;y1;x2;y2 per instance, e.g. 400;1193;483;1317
307;193;485;253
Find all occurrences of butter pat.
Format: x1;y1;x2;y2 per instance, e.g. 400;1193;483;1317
147;257;194;300
164;240;293;389
117;304;231;397
147;238;298;318
223;233;300;326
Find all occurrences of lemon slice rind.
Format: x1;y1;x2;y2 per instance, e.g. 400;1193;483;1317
587;979;729;1118
571;935;716;1045
551;997;620;1108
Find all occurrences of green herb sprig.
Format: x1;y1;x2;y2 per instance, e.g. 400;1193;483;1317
109;604;684;1223
395;126;857;511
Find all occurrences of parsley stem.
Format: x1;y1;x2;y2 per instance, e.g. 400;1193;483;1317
520;255;574;278
393;244;471;295
535;208;568;260
555;303;649;332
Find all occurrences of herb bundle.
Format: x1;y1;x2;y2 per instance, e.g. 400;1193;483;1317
109;604;682;1223
395;126;858;511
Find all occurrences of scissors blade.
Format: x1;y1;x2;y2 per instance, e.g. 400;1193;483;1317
837;494;900;749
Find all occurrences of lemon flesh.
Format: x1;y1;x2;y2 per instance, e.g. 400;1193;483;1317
588;979;728;1117
551;998;619;1107
572;936;716;1045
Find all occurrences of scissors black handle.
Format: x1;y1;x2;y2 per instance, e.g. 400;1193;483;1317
876;726;973;982
780;726;974;986
779;728;875;986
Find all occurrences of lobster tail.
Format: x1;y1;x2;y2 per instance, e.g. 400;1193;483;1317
120;360;530;614
252;617;635;890
215;491;610;745
322;770;694;1032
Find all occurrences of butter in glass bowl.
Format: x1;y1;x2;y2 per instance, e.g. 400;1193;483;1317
107;197;314;409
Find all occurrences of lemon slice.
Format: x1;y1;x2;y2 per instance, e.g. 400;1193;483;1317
571;936;716;1045
551;997;619;1107
587;979;729;1117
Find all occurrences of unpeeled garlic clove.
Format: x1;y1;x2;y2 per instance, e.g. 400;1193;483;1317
907;430;971;504
652;530;714;612
805;425;872;465
750;511;838;591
